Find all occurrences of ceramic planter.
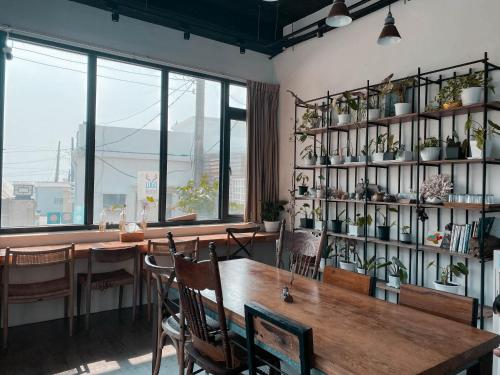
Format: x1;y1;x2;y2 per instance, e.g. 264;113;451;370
348;224;364;237
377;226;390;241
300;218;314;229
372;152;385;162
425;197;443;204
339;261;356;272
394;103;411;116
330;155;345;165
368;108;380;120
400;232;411;244
298;186;308;196
445;146;460;160
344;156;358;163
356;267;366;275
331;219;343;233
337;114;351;125
433;281;459;294
358;155;371;163
317;155;329;165
263;221;280;233
470;139;493;159
396;151;413;161
420;147;441;161
388;275;401;289
461;87;482;106
303;156;317;166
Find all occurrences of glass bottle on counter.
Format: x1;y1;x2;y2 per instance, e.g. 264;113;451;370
119;205;127;232
99;210;107;232
140;206;147;232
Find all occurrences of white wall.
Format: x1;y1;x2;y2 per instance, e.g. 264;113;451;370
274;0;500;317
0;0;275;83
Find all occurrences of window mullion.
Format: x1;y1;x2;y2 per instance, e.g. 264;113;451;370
84;54;97;226
158;69;169;222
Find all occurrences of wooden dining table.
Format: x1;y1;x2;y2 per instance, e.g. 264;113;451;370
196;258;500;374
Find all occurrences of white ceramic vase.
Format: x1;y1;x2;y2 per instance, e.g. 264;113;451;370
339;261;356;272
433;281;459;294
461;87;482;106
348;224;363;237
420;147;441;161
368;109;380;120
388;275;401;289
394;103;412;116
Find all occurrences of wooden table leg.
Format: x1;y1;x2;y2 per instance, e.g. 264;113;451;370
467;352;493;375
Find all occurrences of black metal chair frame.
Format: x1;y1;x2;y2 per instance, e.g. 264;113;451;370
245;303;313;375
226;226;260;259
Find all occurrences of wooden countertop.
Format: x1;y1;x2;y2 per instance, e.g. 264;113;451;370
200;259;500;374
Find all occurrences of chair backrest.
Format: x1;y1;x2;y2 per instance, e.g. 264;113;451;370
143;254;177;319
174;242;233;367
275;219;286;269
165;232;199;261
245;303;313;375
323;266;376;297
399;284;478;326
225;226;260;258
288;230;326;279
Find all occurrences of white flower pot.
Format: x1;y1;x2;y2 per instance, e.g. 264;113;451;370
400;232;411;244
330;155;345;165
368;109;380;120
339;261;356;272
420;147;441;161
348;224;364;237
461;87;482;106
263;221;280;233
425;197;443;204
394;103;412;116
338;114;351;125
433;281;459;294
356;267;365;274
388;275;401;289
470;139;493;159
303;156;317;166
372;152;385;162
396;150;413;161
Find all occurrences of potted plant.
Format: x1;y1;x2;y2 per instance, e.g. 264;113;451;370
420;174;453;204
375;207;398;241
331;208;346;234
367;95;380;120
333;92;358;125
386;257;408;289
316;175;326;199
346;213;373;237
444;130;462;160
344;139;357;163
261;201;287;232
300;145;317;166
296;173;309;196
373;133;398;162
337;240;356;271
317;145;329;165
464;115;500;158
434;77;462;110
395;144;413;161
419;137;441;161
313;206;325;231
299;203;314;229
400;225;411;244
392;77;415;116
330;148;345;165
359;139;374;163
302;106;321;128
458;71;494;106
356;255;391;276
320;244;335;271
427;261;468;294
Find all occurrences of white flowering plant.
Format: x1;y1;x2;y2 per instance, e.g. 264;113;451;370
420;174;453;200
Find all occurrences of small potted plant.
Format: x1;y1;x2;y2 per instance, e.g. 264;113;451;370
373;133;398;162
418;137;441;161
331;208;346;234
359;139;374;163
316;175;326;199
373;133;387;162
337;240;356;272
313;206;325;231
392;77;415;116
444;130;462;160
395;144;413;161
346;213;373;237
356;255;391;276
367;95;380;120
459;71;494;106
261;201;287;232
386;257;408;289
420;174;453;204
464;115;500;158
300;145;317;166
320;244;335;271
375;207;397;241
427;261;468;294
330;148;345;165
299;203;314;229
400;225;411;244
296;173;309;196
344;139;357;163
333;92;358;125
317;145;329;166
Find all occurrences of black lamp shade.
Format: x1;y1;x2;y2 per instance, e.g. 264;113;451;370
326;0;352;28
377;11;401;45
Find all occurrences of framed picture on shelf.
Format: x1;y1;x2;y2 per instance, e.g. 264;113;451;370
425;230;444;247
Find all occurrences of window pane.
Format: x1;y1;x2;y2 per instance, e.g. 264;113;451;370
94;58;161;224
167;73;221;220
229;120;247;215
229;84;247;109
2;40;87;227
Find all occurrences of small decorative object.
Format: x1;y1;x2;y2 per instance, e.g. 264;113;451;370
375;207;397;241
395;144;413;161
420;174;453;203
119;223;144;242
299;203;314;229
418;137;441;161
385;257;407;289
346;214;372;237
383;193;397;203
300;145;317;166
400;225;411;244
425;230;444;247
296;173;309;196
444;130;462;160
464;115;500;159
427;261;468;294
281;286;294;303
261;200;287;233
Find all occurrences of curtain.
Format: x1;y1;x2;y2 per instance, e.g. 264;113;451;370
245;80;280;223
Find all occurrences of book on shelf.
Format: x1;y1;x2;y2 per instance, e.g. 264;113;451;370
446;218;495;254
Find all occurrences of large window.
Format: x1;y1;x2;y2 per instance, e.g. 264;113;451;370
0;34;247;231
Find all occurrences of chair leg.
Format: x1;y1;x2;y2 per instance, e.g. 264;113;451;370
132;280;138;323
186;358;194;375
64;296;68;318
118;286;124;311
2;299;7;349
68;291;74;337
76;282;81;320
147;279;152;322
85;284;91;331
153;331;167;375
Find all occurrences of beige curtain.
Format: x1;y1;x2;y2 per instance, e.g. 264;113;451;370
245;80;280;222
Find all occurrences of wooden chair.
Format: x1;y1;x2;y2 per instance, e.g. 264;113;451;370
323;266;376;297
1;245;75;349
77;246;139;330
275;219;286;269
174;242;280;375
287;230;326;279
221;226;260;260
399;284;478;326
245;303;314;375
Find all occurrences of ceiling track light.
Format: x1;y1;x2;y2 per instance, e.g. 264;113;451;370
184;31;190;40
326;0;352;28
111;11;119;22
377;2;402;46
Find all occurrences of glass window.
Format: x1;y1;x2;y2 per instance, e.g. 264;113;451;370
229;84;247;109
229;120;247;215
94;58;161;224
2;40;87;227
166;73;221;220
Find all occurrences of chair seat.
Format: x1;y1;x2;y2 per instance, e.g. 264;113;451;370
77;269;134;290
162;313;220;341
4;278;70;302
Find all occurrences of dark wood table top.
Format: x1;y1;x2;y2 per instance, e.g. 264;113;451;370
199;259;500;375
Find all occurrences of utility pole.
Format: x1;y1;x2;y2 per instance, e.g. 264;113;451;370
55;140;61;182
193;78;205;185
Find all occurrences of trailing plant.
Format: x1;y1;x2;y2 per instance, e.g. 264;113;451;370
387;257;408;282
296;172;309;187
464;115;500;150
261;200;287;222
427;261;468;286
375;207;398;227
346;213;373;227
420;174;453;200
299;203;311;219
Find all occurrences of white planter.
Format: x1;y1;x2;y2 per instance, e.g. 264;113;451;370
388;275;401;289
368;108;380;120
338;114;351;125
330;155;345;165
461;87;482;106
348;224;364;237
400;233;412;244
314;220;325;231
433;281;459;294
339;261;356;272
469;139;493;159
425;197;443;204
394;102;412;116
420;147;441;161
303;156;317;166
372;152;385;162
396;151;413;161
263;221;280;233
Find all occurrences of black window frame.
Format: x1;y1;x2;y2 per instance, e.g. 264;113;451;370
0;32;247;234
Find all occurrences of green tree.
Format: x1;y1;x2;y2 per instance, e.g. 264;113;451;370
176;175;219;217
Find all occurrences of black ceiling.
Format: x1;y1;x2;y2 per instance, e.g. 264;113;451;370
69;0;395;57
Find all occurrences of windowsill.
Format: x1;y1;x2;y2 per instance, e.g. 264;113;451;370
0;222;254;248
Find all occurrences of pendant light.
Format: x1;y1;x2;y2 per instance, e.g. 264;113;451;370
326;0;352;28
377;3;401;46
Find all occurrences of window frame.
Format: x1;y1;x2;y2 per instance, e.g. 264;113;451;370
0;32;247;234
